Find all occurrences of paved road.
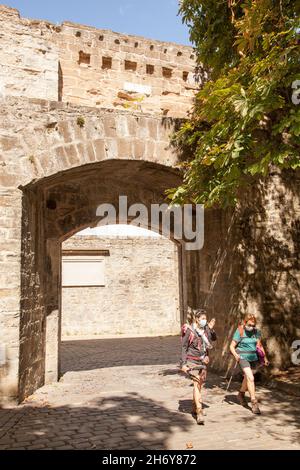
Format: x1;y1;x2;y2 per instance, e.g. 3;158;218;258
0;337;299;450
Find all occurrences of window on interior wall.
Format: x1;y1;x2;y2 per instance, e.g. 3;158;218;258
62;251;109;287
125;60;137;72
78;51;91;65
102;57;112;69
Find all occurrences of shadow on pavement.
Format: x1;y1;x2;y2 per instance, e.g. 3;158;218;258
61;337;181;374
0;392;191;450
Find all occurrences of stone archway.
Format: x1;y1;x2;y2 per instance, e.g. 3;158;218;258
2;97;298;405
19;158;196;401
0;97;195;403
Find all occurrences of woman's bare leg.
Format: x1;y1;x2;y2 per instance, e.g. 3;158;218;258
244;367;261;413
240;374;248;393
192;376;205;424
193;380;202;411
238;371;249;406
243;367;256;401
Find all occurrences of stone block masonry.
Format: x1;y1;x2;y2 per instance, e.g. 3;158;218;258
61;235;181;338
0;4;201;117
0;5;59;101
0;4;299;405
56;23;199;116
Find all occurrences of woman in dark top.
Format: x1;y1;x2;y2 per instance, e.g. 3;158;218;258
181;308;217;424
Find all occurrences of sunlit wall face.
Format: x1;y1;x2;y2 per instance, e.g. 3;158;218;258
61;225;181;338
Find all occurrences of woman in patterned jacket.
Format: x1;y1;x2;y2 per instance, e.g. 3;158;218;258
181;308;217;424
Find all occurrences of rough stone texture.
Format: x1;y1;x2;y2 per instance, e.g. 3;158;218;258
0;4;201;117
61;235;181;337
0;94;189;403
0;95;181;187
0;337;299;450
0;4;299;406
187;172;300;373
0;6;58;101
55;22;201;117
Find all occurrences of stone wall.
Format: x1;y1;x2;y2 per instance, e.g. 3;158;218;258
0;4;200;117
0;93;184;401
0;6;58;101
187;170;300;373
0;95;181;187
0;4;299;404
61;235;181;337
55;22;199;116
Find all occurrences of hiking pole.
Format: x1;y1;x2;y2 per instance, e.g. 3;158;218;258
221;360;238;403
226;360;238;390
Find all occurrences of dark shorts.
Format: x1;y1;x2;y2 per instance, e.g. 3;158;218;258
239;358;259;373
186;359;207;382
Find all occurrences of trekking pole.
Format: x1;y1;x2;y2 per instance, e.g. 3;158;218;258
221;360;238;403
226;361;238;390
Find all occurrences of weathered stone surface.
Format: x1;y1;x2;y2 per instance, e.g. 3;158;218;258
0;4;202;117
0;5;299;406
0;96;181;188
0;6;58;101
61;235;181;338
186;171;300;373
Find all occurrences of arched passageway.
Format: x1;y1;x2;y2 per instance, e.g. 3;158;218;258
19;159;198;401
1;99;297;405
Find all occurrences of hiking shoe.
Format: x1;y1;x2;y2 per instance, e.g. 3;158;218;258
238;391;247;407
251;400;261;415
196;410;205;425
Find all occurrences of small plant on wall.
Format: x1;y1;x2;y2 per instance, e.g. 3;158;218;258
77;116;85;128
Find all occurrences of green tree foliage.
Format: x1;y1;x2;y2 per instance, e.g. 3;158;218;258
167;0;300;207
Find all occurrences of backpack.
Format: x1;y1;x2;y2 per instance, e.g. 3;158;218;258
181;323;205;353
238;324;246;339
181;323;195;346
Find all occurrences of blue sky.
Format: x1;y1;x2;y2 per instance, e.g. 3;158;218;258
6;0;191;45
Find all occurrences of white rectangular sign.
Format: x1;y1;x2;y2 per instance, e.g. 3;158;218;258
62;255;105;287
123;82;152;96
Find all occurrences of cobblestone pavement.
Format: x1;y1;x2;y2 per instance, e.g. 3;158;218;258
0;337;299;450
